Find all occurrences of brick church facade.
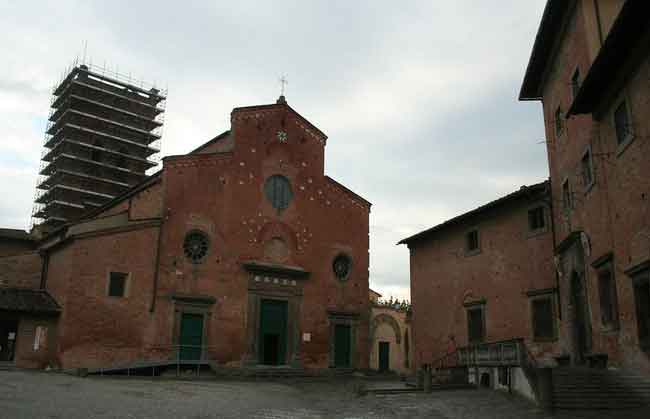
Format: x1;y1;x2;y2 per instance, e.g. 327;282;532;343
1;97;371;371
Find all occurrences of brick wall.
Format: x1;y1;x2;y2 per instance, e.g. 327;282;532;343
409;193;557;369
537;1;650;371
43;101;370;370
0;252;42;289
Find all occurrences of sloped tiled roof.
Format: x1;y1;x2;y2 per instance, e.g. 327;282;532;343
0;288;61;314
0;228;34;241
398;181;549;245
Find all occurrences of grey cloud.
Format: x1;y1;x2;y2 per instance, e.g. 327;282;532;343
0;0;548;300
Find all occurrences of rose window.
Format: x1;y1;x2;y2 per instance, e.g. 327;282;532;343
183;231;209;264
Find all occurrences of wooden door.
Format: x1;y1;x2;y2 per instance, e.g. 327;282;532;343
334;324;351;368
259;299;288;365
179;313;203;361
378;341;390;372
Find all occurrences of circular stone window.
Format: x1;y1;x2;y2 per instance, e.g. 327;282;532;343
264;175;293;211
183;231;210;264
333;254;352;280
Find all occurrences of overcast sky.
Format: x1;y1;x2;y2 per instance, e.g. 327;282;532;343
1;1;548;301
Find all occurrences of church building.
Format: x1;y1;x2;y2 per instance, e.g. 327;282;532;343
2;96;371;371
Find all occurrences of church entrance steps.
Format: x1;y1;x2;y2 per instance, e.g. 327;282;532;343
552;367;650;410
367;380;475;394
0;361;17;371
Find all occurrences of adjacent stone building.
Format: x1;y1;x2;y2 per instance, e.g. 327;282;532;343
2;96;371;372
368;290;413;375
0;229;60;368
520;0;650;372
400;182;558;396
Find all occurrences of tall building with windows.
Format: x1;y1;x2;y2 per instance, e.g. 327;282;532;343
32;63;166;231
520;0;650;373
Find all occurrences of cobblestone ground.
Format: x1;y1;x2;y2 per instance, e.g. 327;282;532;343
1;370;649;419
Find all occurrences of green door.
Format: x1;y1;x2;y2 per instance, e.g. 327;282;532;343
179;313;203;361
259;299;288;365
334;324;351;367
378;341;390;372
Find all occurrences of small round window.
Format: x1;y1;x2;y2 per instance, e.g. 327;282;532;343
264;175;293;211
333;254;352;280
183;231;210;264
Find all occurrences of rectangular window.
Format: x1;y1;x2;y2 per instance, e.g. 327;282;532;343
108;272;128;297
33;326;47;351
598;266;619;329
528;206;545;232
467;306;485;344
531;297;555;341
562;179;572;211
581;149;594;189
555;106;564;138
571;68;581;99
614;100;632;145
466;230;480;253
633;273;650;351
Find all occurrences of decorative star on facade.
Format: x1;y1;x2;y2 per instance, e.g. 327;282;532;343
277;130;288;143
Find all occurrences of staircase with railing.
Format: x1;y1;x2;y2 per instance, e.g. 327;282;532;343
429;338;650;411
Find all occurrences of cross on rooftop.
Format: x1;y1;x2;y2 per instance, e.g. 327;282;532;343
279;75;288;96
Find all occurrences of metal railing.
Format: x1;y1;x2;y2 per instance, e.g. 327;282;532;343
92;344;219;377
431;338;532;371
457;338;525;367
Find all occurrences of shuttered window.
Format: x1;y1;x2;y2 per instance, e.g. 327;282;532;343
467;307;485;344
528;207;545;231
264;175;293;212
598;267;619;329
633;274;650;351
466;230;480;253
614;100;632;145
532;297;555;340
108;272;128;297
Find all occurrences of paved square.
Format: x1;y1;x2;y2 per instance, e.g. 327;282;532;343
1;370;648;418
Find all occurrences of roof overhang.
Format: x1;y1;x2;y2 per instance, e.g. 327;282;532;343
398;181;549;246
568;1;650;116
0;288;61;315
519;0;577;100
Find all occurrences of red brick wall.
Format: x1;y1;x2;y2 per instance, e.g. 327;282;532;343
409;197;556;368
157;104;369;368
43;102;370;370
46;226;160;368
539;2;650;371
14;316;58;369
0;252;42;289
129;180;163;220
0;239;35;257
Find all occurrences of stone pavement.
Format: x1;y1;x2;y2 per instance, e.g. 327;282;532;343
1;370;649;418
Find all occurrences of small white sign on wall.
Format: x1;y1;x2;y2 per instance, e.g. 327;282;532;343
302;333;311;342
8;332;16;340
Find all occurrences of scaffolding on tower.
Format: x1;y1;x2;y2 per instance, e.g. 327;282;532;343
31;58;167;233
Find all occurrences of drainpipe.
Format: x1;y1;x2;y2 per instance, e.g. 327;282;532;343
149;222;164;313
39;250;49;290
546;179;562;320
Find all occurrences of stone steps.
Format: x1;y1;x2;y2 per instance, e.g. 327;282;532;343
552;367;650;410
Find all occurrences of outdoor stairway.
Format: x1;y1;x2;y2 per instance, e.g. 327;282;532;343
552;367;650;410
0;362;17;371
212;366;357;380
